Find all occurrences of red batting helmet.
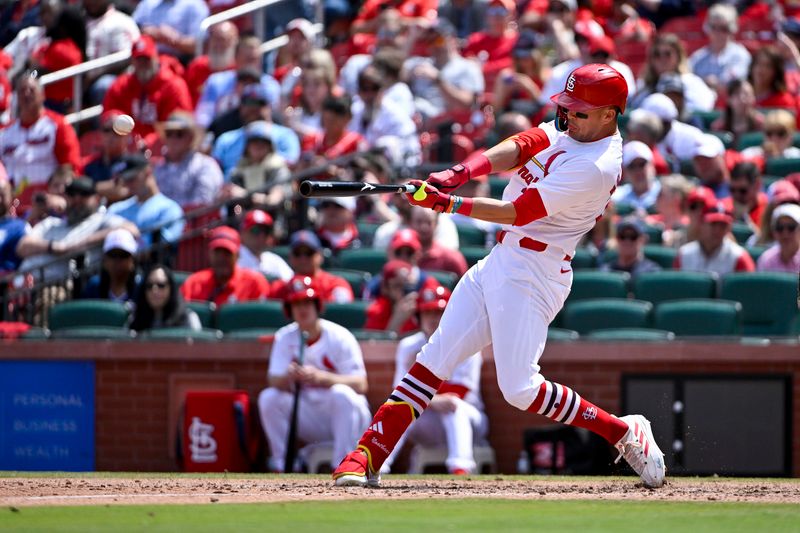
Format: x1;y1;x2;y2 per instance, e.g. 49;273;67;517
283;275;323;317
417;285;451;313
550;63;628;114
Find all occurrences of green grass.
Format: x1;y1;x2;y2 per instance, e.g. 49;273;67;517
2;500;799;533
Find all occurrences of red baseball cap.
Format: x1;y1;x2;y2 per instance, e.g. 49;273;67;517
687;186;717;211
389;228;421;252
550;63;628;113
771;179;800;205
589;35;615;56
703;202;733;225
382;259;413;282
208;226;241;253
417;285;451;313
132;35;158;59
243;209;274;231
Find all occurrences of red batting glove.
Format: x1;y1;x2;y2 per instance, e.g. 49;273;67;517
405;180;473;215
426;153;492;193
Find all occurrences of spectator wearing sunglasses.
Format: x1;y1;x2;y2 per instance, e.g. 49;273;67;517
363;228;440;299
81;228;140;302
270;230;354;303
612;141;660;213
237;209;293;282
756;204;800;273
600;218;660;278
722;162;768;229
129;263;201;332
741;110;800;163
153;112;223;209
16;176;140;281
688;4;751;92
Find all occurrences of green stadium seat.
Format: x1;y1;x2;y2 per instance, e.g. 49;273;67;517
547;327;580;341
737;131;764;151
461;246;491;268
142;328;223;341
653;299;742;337
426;269;459;290
567;271;630;302
720;272;798;335
692;110;722;130
52;326;137;340
20;327;50;340
456;224;488;246
321;301;370;329
746;246;768;263
761;175;781;190
327;269;372;298
489;177;508;200
338;248;388;274
173;271;191;289
48;300;130;330
223;328;278;341
644;225;663;245
272;246;291;261
633;271;718;304
562;298;653;334
765;158;800;178
709;130;734;149
731;222;754;245
571;248;597;270
356;221;381;246
586;328;675;341
644;245;678;269
216;301;288;332
186;301;216;329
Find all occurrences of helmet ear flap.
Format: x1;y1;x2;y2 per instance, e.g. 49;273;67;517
556;106;569;132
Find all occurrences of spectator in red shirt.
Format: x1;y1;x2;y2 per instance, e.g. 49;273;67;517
102;35;192;147
301;95;366;164
462;0;518;88
30;5;85;113
272;18;315;83
180;225;271;307
316;197;360;254
364;227;442;299
352;0;438;35
750;46;799;113
365;258;433;334
270;229;354;303
724;162;769;230
0;72;80;207
410;206;468;277
184;21;238;107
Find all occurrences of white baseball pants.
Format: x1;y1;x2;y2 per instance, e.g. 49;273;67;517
417;242;572;410
258;383;371;471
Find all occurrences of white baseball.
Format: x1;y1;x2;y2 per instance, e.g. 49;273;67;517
112;114;135;136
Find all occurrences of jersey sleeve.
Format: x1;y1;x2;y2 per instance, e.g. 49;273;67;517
533;158;607;218
267;328;294;376
331;328;366;376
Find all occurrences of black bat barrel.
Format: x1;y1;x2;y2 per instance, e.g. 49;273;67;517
299;180;412;198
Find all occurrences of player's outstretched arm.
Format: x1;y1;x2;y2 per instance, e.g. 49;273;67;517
406;181;546;226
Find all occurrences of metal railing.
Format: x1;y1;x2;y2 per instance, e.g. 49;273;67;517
196;0;280;57
38;49;131;116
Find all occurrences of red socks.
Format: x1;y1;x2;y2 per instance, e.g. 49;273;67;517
528;380;628;444
357;362;443;472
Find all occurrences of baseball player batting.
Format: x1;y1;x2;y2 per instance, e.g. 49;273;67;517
333;64;666;488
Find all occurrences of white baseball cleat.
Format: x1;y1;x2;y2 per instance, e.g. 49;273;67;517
614;415;666;488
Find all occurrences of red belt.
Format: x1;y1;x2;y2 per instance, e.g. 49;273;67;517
496;230;572;261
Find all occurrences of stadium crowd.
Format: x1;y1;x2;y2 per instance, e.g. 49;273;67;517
0;0;797;338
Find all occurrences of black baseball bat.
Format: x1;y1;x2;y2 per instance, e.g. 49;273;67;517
299;180;416;198
284;330;308;473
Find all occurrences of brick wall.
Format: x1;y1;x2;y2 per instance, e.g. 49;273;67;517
4;340;799;475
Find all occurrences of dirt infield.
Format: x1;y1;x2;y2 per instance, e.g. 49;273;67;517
1;476;799;507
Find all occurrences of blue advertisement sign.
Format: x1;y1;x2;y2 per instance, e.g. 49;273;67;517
0;361;95;471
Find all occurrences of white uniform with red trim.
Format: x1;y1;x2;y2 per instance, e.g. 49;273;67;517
383;332;488;473
417;121;623;410
257;319;371;471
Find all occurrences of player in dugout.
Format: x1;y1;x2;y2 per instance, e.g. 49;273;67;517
333;64;666;489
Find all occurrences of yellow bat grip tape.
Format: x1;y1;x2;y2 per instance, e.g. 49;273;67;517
413;182;428;201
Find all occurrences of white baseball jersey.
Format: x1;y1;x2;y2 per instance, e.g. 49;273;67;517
268;319;366;381
394;331;483;411
501;121;623;257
